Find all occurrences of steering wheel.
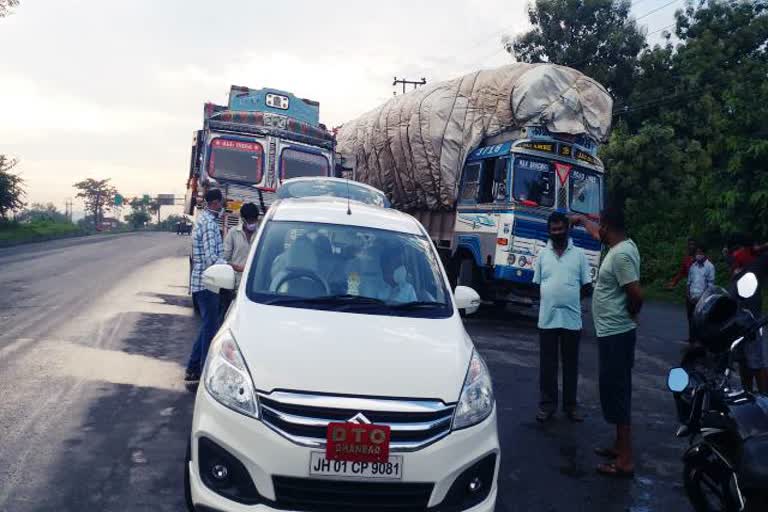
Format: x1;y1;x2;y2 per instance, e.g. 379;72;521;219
274;269;328;296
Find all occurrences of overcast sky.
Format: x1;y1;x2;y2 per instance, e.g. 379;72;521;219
0;0;679;214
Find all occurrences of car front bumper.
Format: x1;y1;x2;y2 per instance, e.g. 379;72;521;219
188;387;500;511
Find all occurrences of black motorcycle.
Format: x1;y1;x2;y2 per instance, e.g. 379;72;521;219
667;272;768;512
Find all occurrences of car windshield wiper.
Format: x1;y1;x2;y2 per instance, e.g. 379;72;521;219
390;301;447;310
263;294;387;306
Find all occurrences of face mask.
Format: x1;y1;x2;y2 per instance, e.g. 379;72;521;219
393;265;407;285
245;223;258;232
551;233;567;245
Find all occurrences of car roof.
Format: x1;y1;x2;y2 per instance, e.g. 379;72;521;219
281;176;385;195
270;197;423;235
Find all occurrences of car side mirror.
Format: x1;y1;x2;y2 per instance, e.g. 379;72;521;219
667;367;690;392
203;264;235;293
737;272;759;299
455;286;481;316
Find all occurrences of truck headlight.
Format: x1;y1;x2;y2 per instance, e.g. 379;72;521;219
453;350;494;430
204;330;259;418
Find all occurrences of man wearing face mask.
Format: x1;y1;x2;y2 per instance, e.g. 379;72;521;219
186;188;226;386
220;202;260;322
533;211;593;423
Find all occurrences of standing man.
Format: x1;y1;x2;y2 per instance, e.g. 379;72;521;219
220;202;260;321
185;189;225;385
533;212;593;423
687;245;715;338
666;238;697;341
572;205;642;478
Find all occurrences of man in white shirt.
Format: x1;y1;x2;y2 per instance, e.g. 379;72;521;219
220;203;260;320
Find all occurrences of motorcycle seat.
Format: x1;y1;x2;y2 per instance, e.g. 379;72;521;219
740;433;768;489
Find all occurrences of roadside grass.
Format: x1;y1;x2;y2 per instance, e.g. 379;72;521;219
0;220;84;244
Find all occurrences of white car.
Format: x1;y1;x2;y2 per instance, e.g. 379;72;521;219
186;197;498;512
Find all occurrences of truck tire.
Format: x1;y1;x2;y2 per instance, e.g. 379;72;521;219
456;256;481;291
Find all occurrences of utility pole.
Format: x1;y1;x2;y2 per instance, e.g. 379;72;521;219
393;77;427;95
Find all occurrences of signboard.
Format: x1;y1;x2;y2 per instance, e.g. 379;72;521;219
517;141;555;154
574;150;599;166
157;194;175;206
211;139;261;152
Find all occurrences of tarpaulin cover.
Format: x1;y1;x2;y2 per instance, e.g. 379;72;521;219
336;63;613;211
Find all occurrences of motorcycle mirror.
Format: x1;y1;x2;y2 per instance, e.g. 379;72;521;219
667;367;690;392
736;272;759;299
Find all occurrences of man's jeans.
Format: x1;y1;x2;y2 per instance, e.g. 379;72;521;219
187;290;221;374
539;328;582;413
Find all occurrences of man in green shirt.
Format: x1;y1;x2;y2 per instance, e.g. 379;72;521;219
572;205;643;478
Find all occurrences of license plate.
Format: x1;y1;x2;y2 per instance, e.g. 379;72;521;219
309;452;403;480
325;422;391;463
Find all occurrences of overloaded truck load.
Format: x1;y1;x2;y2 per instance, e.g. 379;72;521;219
336;63;613;211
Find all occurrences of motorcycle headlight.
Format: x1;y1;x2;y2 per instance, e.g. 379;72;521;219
453;350;494;430
203;330;259;418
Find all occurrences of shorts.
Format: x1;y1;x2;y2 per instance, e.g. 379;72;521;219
739;331;768;370
598;330;637;425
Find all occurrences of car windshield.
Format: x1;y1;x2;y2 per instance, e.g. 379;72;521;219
281;149;329;179
246;220;452;318
569;168;602;215
513;157;554;207
277;180;390;207
209;138;263;182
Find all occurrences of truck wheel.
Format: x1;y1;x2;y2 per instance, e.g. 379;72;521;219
457;256;480;290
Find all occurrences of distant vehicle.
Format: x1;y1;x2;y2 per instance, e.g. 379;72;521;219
183;85;337;238
276;176;390;208
176;221;192;235
185;197;498;512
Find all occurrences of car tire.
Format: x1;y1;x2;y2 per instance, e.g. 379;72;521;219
184;439;196;512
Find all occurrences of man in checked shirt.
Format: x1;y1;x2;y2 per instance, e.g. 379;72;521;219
185;188;226;385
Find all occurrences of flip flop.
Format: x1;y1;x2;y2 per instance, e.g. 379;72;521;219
596;462;634;479
594;447;618;459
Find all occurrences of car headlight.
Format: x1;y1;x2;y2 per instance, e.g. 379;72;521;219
204;330;259;418
453;350;494;430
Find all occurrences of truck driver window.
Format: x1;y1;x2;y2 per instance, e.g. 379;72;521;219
492;157;509;202
281;148;329;180
513;158;554;207
209;139;263;183
460;162;481;202
569;168;601;215
477;159;496;204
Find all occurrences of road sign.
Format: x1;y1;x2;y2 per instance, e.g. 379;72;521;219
157;194;175;206
114;193;123;207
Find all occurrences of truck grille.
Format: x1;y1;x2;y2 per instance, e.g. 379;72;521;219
272;477;433;511
258;392;455;452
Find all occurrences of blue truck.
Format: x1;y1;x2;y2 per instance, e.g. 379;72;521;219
184;85;336;235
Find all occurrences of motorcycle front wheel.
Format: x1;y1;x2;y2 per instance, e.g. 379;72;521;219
683;461;742;512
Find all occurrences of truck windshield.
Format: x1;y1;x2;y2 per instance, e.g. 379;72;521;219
569;168;602;215
281;149;329;180
513;158;554;207
209;139;263;182
246;220;452;318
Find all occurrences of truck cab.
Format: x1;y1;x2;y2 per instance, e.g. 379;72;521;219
184;86;336;236
452;126;604;312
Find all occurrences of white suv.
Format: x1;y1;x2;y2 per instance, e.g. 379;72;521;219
186;197;498;512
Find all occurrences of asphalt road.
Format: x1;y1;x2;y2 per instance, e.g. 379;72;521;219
0;233;692;512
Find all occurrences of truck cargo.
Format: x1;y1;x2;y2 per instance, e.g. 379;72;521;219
337;63;613;312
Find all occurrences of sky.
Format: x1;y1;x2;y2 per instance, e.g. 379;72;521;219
0;0;680;218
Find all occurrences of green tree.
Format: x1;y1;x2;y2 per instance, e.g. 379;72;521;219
0;155;25;220
73;178;119;228
508;0;646;102
17;202;70;224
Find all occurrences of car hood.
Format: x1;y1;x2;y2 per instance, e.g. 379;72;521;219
227;301;474;403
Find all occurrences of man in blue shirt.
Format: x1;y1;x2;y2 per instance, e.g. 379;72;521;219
185;188;225;385
533;212;593;422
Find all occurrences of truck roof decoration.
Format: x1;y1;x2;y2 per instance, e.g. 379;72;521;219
227;86;321;127
336;63;613;211
203;102;335;149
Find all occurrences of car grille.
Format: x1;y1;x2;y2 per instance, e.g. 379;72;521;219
272;476;434;511
258;392;455;452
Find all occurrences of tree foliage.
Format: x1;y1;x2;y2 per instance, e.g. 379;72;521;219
0;155;26;219
125;196;158;228
16;202;70;224
509;0;646;102
73;178;119;227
